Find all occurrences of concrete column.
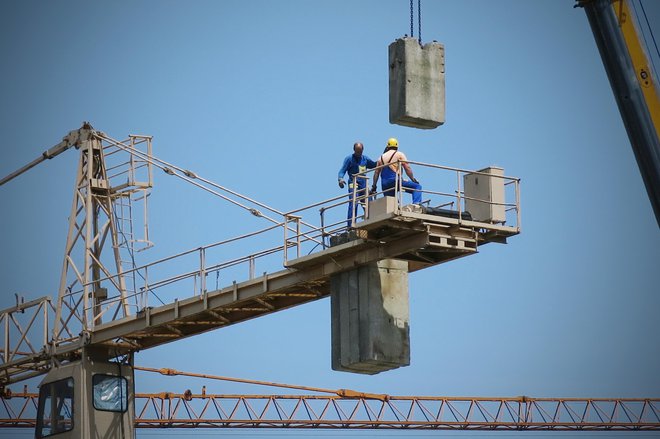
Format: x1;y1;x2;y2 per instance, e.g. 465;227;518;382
331;259;410;374
389;37;445;129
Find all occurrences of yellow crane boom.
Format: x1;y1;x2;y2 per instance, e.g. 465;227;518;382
579;0;660;225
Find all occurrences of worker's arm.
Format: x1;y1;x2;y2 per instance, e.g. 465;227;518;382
399;152;419;184
402;162;417;181
370;158;383;193
337;156;350;188
365;156;378;169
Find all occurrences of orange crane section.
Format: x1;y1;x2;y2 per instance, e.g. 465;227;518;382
4;366;657;430
1;390;658;431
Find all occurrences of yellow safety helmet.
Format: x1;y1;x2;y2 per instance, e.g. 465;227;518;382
387;137;399;148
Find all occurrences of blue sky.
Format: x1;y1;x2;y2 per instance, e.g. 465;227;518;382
1;1;659;438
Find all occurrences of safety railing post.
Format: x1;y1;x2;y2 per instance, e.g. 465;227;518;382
129;136;136;185
397;164;403;211
516;178;521;230
319;208;327;249
143;266;149;309
199;248;206;296
364;175;370;220
351;183;357;228
43;300;49;349
456;170;461;220
283;215;289;265
295;217;301;259
457;170;462;222
249;256;255;280
147;137;153;187
3;313;8;363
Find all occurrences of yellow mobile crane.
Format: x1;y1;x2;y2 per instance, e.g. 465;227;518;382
579;0;660;226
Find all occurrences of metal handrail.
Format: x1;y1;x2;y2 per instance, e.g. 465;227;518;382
84;244;291;318
349;160;521;224
73;222;285;292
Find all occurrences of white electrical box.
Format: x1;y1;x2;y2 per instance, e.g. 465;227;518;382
463;167;506;224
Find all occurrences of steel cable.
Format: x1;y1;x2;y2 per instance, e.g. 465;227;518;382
409;0;422;43
418;0;422;44
410;0;414;38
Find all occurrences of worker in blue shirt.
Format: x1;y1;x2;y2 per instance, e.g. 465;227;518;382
371;138;422;204
338;142;377;228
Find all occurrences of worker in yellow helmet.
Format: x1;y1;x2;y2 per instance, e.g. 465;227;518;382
371;138;422;204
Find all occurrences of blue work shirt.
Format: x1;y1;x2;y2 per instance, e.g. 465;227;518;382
338;154;377;188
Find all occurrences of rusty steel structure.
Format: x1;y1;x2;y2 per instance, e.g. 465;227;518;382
0;390;658;431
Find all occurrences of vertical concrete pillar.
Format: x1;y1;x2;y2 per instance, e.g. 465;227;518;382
389;37;445;129
331;259;410;374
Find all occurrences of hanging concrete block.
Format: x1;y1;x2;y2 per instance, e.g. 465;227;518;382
389;37;445;129
331;259;410;374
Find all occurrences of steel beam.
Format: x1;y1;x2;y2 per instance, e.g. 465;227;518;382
1;392;658;430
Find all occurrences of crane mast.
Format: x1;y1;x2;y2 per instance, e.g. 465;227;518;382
51;127;153;349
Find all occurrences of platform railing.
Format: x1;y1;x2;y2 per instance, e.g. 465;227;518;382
350;160;521;229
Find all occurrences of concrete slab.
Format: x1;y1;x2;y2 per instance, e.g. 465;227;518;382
389;37;445;129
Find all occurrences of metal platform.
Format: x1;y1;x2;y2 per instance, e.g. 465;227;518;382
1;157;521;386
85;207;518;358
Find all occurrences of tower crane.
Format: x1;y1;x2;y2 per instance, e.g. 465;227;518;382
0;123;521;438
0;0;658;438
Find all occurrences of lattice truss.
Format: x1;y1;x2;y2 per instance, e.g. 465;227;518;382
0;297;53;384
0;391;658;430
132;394;660;430
52;134;153;346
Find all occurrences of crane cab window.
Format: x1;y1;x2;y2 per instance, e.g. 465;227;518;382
36;377;74;438
92;374;128;412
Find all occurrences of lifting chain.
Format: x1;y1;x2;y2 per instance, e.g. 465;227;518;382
418;0;422;44
410;0;414;39
409;0;422;44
